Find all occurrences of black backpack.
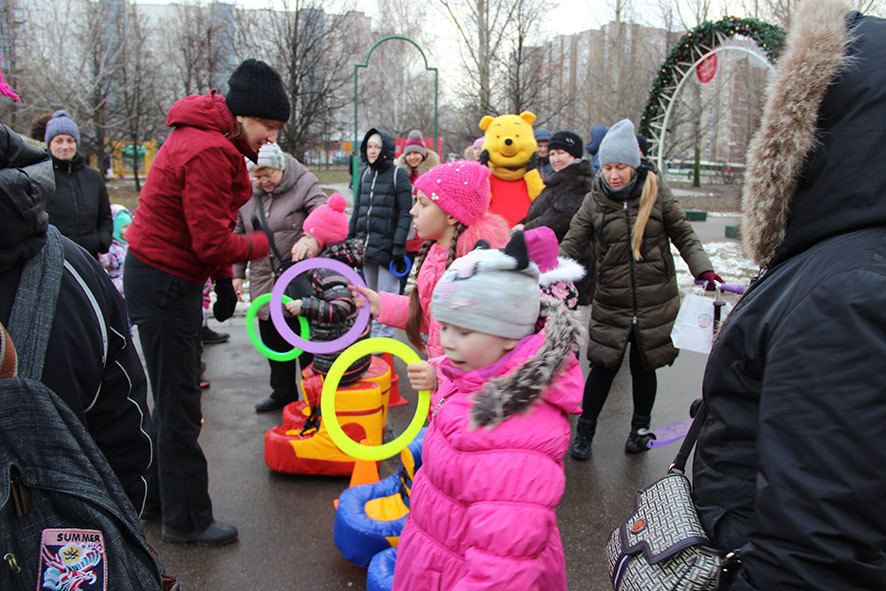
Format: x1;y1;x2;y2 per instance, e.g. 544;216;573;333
0;227;171;590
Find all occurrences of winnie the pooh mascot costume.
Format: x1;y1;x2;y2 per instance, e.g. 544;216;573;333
478;111;545;227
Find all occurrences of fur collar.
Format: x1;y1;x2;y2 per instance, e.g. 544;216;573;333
470;298;583;428
395;149;440;177
741;0;851;266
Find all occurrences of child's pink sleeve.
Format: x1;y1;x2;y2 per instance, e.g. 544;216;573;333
375;291;411;330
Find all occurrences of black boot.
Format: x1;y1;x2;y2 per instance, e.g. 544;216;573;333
625;414;655;454
571;418;596;460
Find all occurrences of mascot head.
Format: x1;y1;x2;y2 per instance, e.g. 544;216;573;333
479;111;538;181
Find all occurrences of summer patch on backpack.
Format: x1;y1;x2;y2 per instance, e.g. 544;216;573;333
38;529;107;591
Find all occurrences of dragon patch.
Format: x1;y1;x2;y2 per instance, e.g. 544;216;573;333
37;529;107;591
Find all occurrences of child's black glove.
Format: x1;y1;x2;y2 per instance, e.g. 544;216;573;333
213;278;237;322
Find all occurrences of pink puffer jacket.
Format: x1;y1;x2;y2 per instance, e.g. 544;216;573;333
375;213;509;357
392;300;584;590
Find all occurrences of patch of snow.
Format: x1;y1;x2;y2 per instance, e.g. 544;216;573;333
672;241;758;296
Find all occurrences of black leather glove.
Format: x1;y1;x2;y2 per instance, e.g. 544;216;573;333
525;152;539;172
212;278;237;322
392;245;406;259
478;149;490;166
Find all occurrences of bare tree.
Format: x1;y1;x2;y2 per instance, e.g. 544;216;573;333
741;0;883;26
257;1;362;161
114;2;165;189
162;1;237;98
503;0;550;114
437;0;523;116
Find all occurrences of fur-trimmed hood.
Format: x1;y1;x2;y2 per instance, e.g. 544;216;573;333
394;148;440;177
463;297;583;428
742;1;886;267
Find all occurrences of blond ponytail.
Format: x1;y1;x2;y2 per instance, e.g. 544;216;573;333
631;171;659;261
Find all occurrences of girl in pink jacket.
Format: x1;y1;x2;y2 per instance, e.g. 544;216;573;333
394;228;585;590
354;160;510;357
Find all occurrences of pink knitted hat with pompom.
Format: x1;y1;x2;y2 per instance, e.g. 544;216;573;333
303;193;349;248
413;160;490;226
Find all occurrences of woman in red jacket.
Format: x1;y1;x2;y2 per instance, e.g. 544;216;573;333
124;59;288;545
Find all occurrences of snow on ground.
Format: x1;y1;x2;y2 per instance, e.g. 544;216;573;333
672;241;758;295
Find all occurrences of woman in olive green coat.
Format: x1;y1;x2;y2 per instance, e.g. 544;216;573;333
560;119;720;459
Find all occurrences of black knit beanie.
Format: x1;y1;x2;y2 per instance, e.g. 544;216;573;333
226;59;291;123
548;131;584;159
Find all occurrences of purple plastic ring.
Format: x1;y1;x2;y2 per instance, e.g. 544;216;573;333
269;258;370;354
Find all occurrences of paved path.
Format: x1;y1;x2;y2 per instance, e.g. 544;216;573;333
143;219;739;590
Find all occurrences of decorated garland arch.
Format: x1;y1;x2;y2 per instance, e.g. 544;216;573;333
639;16;785;170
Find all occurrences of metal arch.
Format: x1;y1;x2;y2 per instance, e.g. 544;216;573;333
352;36;439;199
655;45;774;173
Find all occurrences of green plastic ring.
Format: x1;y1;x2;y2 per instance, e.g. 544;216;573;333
245;293;309;362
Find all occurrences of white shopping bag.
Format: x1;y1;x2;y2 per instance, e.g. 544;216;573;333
670;292;721;354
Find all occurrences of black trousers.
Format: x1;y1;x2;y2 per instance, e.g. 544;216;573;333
258;316;313;402
124;253;212;532
579;332;657;431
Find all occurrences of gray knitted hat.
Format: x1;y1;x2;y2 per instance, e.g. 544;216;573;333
431;231;542;340
598;119;640;169
534;128;552;142
44;110;80;146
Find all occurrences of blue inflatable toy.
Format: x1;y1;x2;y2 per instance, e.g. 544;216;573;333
333;428;425;567
367;547;397;591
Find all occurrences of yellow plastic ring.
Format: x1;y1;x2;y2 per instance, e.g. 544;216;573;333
321;337;430;461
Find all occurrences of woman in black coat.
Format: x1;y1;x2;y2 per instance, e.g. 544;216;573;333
522;130;595;304
693;3;886;589
43;110;113;258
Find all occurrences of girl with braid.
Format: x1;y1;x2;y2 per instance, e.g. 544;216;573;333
352;160;510;358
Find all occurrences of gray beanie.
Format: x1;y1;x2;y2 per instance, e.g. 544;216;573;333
44;110;80;146
431;232;542;340
598;119;640;169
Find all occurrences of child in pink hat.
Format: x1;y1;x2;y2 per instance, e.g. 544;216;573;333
285;194;371;385
353;160;511;358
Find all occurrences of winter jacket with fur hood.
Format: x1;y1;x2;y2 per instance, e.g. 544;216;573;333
524;159;596;304
47;152;113;258
126;91;270;285
375;213;510;358
348;128;413;265
692;3;886;590
392;298;583;591
560;167;712;368
233;153;327;320
394;147;440;185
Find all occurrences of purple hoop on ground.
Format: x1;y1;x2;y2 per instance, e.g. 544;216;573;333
389;256;412;278
269;258;370;354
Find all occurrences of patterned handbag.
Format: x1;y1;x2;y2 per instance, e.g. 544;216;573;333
605;404;739;590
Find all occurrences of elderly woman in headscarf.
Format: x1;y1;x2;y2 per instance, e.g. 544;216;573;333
233;142;327;413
